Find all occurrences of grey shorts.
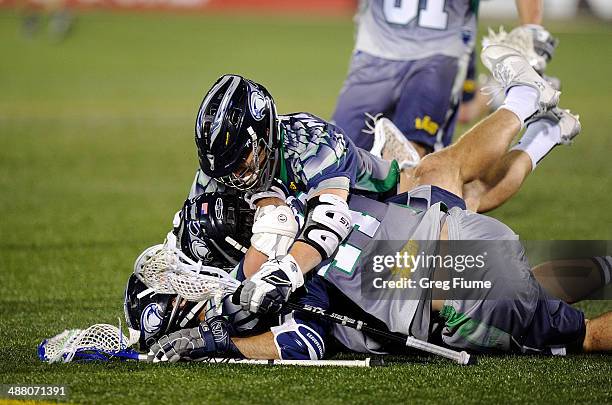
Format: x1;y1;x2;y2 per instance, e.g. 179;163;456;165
332;52;460;151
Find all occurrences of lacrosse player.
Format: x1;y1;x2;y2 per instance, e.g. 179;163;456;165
143;102;604;362
332;0;556;160
192;34;585;318
142;187;612;362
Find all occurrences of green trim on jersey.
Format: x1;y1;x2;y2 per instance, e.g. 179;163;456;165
356;159;400;193
471;0;480;14
440;305;510;350
278;128;288;185
392;203;423;214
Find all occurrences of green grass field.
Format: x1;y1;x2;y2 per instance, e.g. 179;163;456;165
1;9;611;404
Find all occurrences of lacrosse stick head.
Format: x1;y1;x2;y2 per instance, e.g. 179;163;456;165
123;273;205;350
175;192;253;268
168;265;241;305
38;323;138;363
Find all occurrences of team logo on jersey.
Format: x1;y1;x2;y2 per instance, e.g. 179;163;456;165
415;115;439;136
215;198;224;220
141;303;164;335
249;90;267;121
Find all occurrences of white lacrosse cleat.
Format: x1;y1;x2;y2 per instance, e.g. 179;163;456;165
528;107;581;145
370;117;421;169
481;44;561;112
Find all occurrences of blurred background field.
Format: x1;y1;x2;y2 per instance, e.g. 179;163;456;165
0;6;611;404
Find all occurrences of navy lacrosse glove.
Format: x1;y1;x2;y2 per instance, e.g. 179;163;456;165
147;317;241;363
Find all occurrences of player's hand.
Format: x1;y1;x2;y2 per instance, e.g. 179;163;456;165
147;317;234;363
239;254;304;314
244;179;288;209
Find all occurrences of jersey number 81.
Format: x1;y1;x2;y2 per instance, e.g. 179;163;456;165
383;0;449;30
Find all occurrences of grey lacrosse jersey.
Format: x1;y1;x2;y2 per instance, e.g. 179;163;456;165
317;194;445;351
355;0;477;60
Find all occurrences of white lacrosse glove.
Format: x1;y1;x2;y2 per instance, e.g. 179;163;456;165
239;254;304;314
250;205;298;258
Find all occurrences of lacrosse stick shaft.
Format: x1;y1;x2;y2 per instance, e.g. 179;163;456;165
135;353;376;367
203;358;379;367
283;302;475;365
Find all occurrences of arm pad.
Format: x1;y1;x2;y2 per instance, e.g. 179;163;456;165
295;194;352;260
250;205;299;257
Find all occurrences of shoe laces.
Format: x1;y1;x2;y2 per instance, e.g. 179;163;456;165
480;62;523;106
362;112;383;135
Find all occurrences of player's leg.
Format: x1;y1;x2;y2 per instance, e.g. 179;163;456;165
583;312;612;352
435;211;590;354
401;44;561;197
405;108;522;197
331;52;402;150
532;257;612;304
462;150;531;212
463;108;581;212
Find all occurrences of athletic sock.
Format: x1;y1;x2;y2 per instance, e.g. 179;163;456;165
511;119;561;171
498;85;539;126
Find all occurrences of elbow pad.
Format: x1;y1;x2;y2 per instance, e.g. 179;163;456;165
296;194;352;260
250;205;299;258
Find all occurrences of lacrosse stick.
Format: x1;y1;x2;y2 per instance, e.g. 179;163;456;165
202;357;383;367
38;323;146;363
135;244;240;311
38;322;377;366
228;288;475;365
136;245;476;365
281;302;475;365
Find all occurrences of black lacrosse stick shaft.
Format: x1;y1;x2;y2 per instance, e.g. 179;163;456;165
231;286;407;345
283;302;409;345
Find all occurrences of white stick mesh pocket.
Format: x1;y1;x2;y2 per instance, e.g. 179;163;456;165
40;324;131;363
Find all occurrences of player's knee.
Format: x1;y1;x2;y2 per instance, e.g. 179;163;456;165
415;152;456;177
271;317;326;360
413;152;461;193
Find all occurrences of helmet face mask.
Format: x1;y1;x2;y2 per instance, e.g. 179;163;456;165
123;274;204;351
217;138;278;191
195;74;279;192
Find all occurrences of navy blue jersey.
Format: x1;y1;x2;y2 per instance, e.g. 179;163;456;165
278;113;399;198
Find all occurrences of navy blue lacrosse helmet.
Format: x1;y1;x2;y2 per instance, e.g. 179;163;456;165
194;74;280;191
123;273;206;351
174;192;254;269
